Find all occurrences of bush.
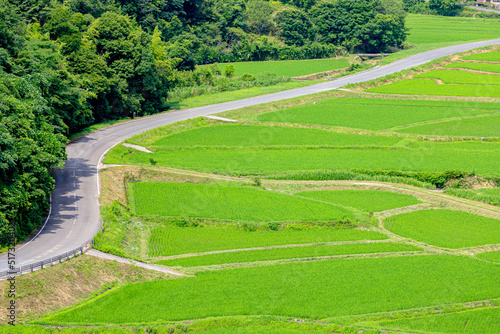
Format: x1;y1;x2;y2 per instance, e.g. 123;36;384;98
224;65;235;78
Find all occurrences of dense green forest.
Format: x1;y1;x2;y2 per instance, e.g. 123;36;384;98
0;0;408;246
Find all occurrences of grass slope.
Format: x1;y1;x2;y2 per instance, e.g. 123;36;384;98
445;188;500;207
40;255;500;324
202;58;350;77
154;242;421;267
257;97;500;131
385;209;500;248
132;182;356;222
378;307;500;334
295;190;421;212
148;226;387;257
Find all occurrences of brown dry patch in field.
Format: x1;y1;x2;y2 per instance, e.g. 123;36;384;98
0;255;170;322
100;166;250;205
446;175;498;190
292;69;344;80
434;79;444;84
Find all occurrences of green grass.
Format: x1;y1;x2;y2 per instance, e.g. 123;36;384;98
445;188;500;207
444;62;500;73
39;255;500;324
170;80;320;110
366;79;500;97
202;58;350;77
461;50;500;62
396;114;500;138
257;97;500;131
385;209;500;248
109;145;500;176
415;70;500;85
382;14;500;64
132;182;357;223
378;307;500;334
148;226;387;257
295;190;421;212
477;250;500;263
154;242;421;267
152;124;402;148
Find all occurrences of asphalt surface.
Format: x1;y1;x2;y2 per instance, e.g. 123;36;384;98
466;5;500;13
1;38;500;272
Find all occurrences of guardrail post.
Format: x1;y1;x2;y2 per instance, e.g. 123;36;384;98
59;255;61;263
19;267;22;276
80;246;83;255
50;258;53;266
30;264;33;272
67;252;69;260
41;262;43;269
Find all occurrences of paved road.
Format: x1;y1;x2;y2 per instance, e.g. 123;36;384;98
1;38;500;272
466;5;500;13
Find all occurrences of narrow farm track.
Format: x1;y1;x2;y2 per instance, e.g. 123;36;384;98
2;39;500;272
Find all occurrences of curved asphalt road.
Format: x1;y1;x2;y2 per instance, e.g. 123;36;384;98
2;39;500;272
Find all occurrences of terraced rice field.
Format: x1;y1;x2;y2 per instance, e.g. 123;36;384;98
147;226;386;257
39;255;500;324
367;50;500;97
131;182;356;222
396;114;500;137
378;307;500;334
366;78;500;97
414;70;500;85
461;50;500;62
109;144;500;176
295;190;421;212
154;242;421;267
444;62;500;73
384;209;500;248
256;97;500;130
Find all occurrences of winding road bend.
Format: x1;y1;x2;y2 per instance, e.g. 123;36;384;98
2;39;500;272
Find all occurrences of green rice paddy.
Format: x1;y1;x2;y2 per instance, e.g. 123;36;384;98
366;78;500;97
132;182;356;223
40;255;500;324
444;62;500;73
378;307;500;334
385;210;500;248
257;97;500;130
113;145;500;176
148;226;387;257
295;190;421;212
461;50;500;62
414;70;500;85
154;242;421;267
396;114;500;138
151;125;401;148
477;250;500;263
